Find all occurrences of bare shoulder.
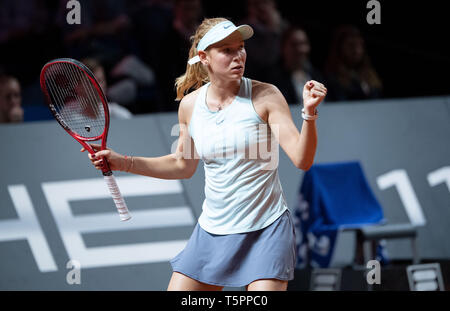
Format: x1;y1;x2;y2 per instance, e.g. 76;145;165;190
249;80;285;123
252;79;285;101
178;87;202;124
251;79;287;110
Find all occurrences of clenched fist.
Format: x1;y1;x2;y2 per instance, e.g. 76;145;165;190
302;80;327;114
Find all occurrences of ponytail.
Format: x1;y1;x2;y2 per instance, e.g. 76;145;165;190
175;17;228;101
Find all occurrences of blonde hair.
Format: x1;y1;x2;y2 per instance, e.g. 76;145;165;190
175;17;228;100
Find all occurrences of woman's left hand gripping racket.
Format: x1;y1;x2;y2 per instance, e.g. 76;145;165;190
40;58;131;221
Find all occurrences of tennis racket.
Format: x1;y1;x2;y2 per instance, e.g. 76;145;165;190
40;58;131;221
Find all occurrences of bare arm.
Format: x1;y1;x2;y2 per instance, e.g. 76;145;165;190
258;80;326;171
127;103;199;179
83;96;199;179
126;153;194;180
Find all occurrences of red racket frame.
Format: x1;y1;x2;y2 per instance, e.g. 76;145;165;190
40;58;112;174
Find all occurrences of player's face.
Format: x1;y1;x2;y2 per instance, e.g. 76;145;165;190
206;31;247;79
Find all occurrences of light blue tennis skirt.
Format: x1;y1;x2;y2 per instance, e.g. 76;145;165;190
170;209;296;287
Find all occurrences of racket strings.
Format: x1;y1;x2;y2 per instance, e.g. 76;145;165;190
44;62;106;139
48;66;104;137
57;62;104;136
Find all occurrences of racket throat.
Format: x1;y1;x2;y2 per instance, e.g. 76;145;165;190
101;158;113;175
102;170;113;176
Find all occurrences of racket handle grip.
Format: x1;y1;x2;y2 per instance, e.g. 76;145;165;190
103;173;131;221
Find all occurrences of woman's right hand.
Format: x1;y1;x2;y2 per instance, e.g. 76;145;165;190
80;144;127;172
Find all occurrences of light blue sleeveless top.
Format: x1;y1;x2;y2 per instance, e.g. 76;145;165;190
188;77;288;234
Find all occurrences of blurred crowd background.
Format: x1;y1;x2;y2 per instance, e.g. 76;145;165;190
0;0;448;123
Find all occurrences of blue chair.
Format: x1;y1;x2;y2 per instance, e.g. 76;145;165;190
294;161;418;269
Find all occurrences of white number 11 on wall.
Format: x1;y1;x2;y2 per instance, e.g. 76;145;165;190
377;166;450;226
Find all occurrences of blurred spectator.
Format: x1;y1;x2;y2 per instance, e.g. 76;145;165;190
324;25;382;102
81;58;133;119
129;0;174;70
107;54;157;113
57;0;135;69
268;26;325;105
158;0;203;111
240;0;289;80
0;0;63;86
0;75;24;123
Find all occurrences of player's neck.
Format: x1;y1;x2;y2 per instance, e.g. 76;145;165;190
208;77;241;103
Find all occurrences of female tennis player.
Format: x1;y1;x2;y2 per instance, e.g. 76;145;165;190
83;17;326;291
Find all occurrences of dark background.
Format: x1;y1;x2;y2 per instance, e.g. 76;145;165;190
1;0;448;114
203;0;449;99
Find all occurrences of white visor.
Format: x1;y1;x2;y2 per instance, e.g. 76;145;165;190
188;20;254;65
